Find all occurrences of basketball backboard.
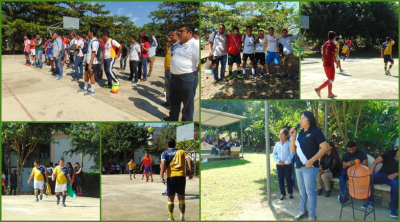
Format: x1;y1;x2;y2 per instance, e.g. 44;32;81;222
301;15;309;29
176;123;194;142
63;16;79;29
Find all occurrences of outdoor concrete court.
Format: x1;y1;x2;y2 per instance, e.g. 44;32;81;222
272;188;393;221
2;55;199;121
301;57;398;99
101;174;199;221
2;195;100;220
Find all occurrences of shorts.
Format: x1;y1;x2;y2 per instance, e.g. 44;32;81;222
129;170;135;174
85;63;101;73
336;54;340;60
324;66;335;81
348;46;351;51
341;52;347;57
24;51;30;57
228;53;241;65
30;49;36;56
144;166;151;173
242;53;255;62
167;176;186;196
384;55;394;63
55;183;67;192
45;54;52;59
266;51;280;65
255;52;266;65
34;180;44;190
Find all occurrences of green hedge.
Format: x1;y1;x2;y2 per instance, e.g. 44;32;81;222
82;172;100;198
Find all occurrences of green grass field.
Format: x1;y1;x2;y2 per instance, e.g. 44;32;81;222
201;153;280;220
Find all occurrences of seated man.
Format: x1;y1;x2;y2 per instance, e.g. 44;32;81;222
338;141;368;204
210;141;219;155
362;149;398;218
221;140;234;155
234;139;241;147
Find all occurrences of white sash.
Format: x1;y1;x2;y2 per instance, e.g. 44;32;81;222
295;134;308;165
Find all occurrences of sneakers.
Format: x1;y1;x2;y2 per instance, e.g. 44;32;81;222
167;218;175;221
338;195;350;204
77;88;88;93
387;69;391;75
84;91;96;96
315;88;321;98
390;209;398;219
130;177;132;180
132;81;138;84
237;74;243;79
226;75;233;80
104;85;111;88
62;203;66;207
36;197;39;202
316;189;323;195
361;202;374;210
57;198;60;205
133;176;136;179
57;77;63;81
39;195;42;200
325;190;331;197
328;94;337;99
180;217;185;221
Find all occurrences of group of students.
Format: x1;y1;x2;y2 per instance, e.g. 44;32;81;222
23;25;199;121
206;137;241;156
208;24;299;83
26;159;83;207
273;111;399;220
316;31;396;99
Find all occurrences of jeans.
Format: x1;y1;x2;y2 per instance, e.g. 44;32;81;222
169;72;195;121
36;50;43;68
291;155;297;187
138;59;142;79
277;164;293;196
213;55;227;80
141;57;148;79
129;60;139;82
296;166;319;218
120;56;127;69
56;56;63;77
193;71;199;97
339;169;349;197
104;58;119;87
74;56;84;78
164;70;172;105
367;172;398;212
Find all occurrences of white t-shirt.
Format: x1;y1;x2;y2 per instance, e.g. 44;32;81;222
255;37;266;53
208;32;227;56
170;38;199;74
129;43;141;61
148;36;158;58
242;34;255;54
104;38;121;59
266;34;280;52
87;38;99;64
70;38;77;46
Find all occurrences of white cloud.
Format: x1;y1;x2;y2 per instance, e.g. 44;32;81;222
126;13;132;17
117;8;125;15
131;17;139;23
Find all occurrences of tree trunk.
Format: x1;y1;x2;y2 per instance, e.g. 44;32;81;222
81;152;84;168
7;147;12;189
354;102;365;138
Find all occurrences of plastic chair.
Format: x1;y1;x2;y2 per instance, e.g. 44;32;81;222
339;159;376;221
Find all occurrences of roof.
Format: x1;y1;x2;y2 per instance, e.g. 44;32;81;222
201;108;247;127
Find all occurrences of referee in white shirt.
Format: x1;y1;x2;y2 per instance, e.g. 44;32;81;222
163;25;199;121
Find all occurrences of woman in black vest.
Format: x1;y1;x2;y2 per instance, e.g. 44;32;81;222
290;111;331;221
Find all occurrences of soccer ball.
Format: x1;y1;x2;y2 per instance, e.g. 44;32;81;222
148;126;154;133
111;85;119;94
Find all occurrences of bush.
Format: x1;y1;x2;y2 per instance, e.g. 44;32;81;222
82;172;100;198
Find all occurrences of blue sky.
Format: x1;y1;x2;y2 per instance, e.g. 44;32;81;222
94;2;162;27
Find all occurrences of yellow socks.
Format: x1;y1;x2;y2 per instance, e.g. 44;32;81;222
168;201;174;219
179;200;186;217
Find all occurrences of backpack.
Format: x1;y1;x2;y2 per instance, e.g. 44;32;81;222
242;34;256;44
91;39;104;62
82;42;89;54
69;44;76;53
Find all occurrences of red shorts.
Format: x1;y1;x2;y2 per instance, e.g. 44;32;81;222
324;66;335;80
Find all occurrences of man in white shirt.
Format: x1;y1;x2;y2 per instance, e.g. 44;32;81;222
208;24;228;84
279;29;299;80
241;26;256;79
163;25;199;121
129;35;141;84
255;30;267;77
78;26;100;96
69;33;77;68
266;27;281;77
73;33;85;80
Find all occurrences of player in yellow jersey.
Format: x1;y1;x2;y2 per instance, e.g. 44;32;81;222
126;159;137;180
334;37;343;73
160;139;193;221
381;37;395;75
341;44;349;61
27;160;48;202
52;159;72;207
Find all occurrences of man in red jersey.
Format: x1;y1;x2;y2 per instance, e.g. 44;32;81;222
141;153;154;182
315;31;339;99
